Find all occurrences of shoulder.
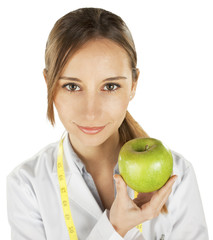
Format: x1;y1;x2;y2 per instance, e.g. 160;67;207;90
170;149;193;177
169;149;199;197
7;140;59;184
168;149;200;203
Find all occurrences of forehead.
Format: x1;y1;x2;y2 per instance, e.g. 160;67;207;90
74;38;128;57
62;38;131;75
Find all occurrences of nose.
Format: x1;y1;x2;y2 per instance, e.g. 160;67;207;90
82;92;102;121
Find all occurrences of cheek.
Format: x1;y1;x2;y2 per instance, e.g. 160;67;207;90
106;95;130;120
53;93;75;121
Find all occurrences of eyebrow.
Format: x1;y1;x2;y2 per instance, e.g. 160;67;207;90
59;76;127;82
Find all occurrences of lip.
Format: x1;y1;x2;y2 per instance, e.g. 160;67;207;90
77;125;106;135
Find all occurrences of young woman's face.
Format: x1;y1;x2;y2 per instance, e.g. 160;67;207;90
54;38;138;147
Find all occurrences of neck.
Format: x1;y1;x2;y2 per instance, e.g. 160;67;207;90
68;131;122;175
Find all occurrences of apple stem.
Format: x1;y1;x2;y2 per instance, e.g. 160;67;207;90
145;145;149;151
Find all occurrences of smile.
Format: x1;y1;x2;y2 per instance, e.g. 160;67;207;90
77;125;106;135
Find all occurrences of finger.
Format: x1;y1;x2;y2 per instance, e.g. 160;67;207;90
150;175;177;207
159;175;178;195
140;176;177;219
114;174;129;200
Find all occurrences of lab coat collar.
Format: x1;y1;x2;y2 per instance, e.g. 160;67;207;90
52;132;103;220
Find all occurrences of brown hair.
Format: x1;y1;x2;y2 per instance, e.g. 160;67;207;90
43;7;167;214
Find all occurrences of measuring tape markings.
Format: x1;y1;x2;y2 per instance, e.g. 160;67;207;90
57;137;78;239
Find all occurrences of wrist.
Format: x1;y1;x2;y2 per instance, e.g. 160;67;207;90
111;223;127;237
109;215;127;237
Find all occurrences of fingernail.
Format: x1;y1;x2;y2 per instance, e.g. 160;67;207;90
113;175;118;182
173;175;178;181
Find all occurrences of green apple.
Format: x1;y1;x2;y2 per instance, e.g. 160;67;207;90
118;137;173;193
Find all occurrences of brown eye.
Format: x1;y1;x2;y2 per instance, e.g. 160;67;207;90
62;83;80;92
104;83;120;92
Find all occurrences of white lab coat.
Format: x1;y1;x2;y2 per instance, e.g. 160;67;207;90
7;132;209;240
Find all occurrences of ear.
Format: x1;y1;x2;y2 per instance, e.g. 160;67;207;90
43;69;48;85
130;68;140;101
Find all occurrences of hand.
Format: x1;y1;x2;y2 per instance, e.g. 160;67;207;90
109;174;177;237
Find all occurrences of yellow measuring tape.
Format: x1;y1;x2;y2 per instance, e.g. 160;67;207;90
57;136;78;240
57;135;142;239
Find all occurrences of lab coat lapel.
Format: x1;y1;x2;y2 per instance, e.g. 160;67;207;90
67;171;103;220
53;133;103;220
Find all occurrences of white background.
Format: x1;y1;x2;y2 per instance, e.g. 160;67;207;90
1;0;212;238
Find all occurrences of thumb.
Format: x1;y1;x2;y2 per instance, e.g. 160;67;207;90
114;174;129;199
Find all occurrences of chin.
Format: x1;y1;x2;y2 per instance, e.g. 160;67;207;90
75;138;105;148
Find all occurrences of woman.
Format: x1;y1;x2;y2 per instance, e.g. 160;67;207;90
7;7;208;239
